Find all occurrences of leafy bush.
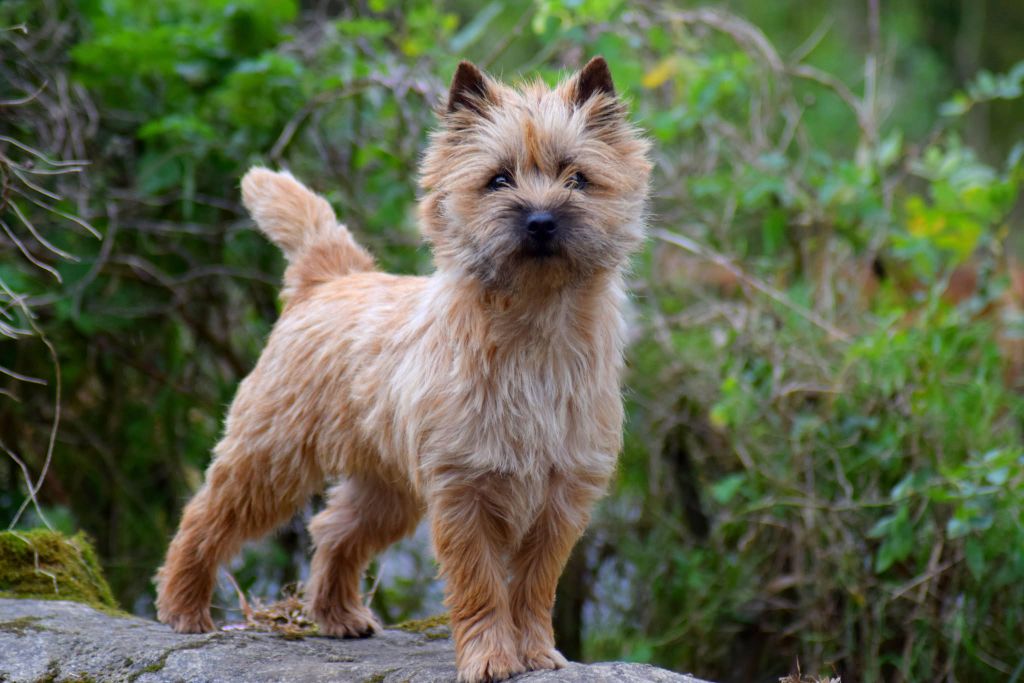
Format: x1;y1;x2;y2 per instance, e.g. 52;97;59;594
605;8;1024;681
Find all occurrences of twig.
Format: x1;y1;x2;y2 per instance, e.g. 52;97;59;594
10;180;100;238
269;73;434;161
364;565;384;608
10;531;58;593
1;217;62;281
656;7;784;74
0;364;45;384
0;81;47;107
223;570;253;622
10;199;78;260
863;0;881;146
788;64;868;135
789;16;834;64
653;228;851;342
6;293;63;529
1;442;53;530
0;135;88;167
481;7;533;69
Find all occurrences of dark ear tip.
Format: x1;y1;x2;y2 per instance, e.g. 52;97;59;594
454;61;482;77
447;60;490;115
576;55;615;103
582;56;612;82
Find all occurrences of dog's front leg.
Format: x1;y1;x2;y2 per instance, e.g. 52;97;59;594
509;472;606;671
430;472;525;683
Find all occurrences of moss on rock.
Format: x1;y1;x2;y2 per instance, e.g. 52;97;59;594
0;615;46;635
0;529;119;612
393;613;450;639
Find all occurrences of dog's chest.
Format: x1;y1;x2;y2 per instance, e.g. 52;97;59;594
357;281;628;481
419;331;622;476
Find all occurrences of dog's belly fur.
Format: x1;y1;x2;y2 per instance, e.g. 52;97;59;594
228;269;625;521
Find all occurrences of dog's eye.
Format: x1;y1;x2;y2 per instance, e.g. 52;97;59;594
565;171;588;190
487;174;513;191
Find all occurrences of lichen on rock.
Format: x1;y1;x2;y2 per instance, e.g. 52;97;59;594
0;529;119;612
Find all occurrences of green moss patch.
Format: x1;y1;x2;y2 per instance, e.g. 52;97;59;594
0;529;119;612
392;613;449;640
0;615;46;635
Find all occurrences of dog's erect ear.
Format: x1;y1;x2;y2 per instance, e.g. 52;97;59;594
446;61;495;116
573;56;615;106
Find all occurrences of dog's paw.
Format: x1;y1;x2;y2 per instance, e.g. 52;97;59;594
314;604;381;638
158;608;215;634
457;649;525;683
522;647;569;672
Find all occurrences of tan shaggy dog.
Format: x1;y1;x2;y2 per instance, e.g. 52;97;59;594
155;56;651;682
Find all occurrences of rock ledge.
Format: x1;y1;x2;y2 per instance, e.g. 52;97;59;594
0;598;710;682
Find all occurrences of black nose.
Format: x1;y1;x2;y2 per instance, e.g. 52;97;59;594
525;211;557;242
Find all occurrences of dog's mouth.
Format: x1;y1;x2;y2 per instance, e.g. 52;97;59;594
518;239;565;260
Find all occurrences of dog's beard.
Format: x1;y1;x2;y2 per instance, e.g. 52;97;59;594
460;220;624;296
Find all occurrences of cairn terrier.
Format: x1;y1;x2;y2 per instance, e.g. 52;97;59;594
156;56;651;682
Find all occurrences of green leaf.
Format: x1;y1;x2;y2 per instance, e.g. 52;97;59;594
873;506;913;573
985;467;1009;486
710;474;745;504
878;130;903;168
939;93;970;117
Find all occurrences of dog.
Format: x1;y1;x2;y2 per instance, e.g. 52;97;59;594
155;56;651;682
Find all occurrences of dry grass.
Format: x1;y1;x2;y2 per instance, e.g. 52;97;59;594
222;577;318;639
779;661;841;683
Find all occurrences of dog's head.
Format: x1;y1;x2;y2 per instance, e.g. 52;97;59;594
419;57;651;294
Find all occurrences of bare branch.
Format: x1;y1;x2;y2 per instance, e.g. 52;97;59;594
653;228;851;343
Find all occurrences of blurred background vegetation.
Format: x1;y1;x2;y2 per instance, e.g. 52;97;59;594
2;1;1023;681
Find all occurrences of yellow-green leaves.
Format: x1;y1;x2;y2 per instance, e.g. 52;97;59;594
897;141;1019;272
642;57;679;89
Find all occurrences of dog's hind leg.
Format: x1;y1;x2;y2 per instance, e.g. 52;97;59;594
306;475;422;637
156;437;320;633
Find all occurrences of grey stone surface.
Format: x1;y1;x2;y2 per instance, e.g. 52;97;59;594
0;599;710;683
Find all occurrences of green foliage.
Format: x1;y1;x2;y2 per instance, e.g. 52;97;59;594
567;4;1023;680
941;61;1024;116
898;140;1020;274
3;2;1024;682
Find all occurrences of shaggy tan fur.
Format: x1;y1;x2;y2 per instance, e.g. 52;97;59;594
155;57;651;682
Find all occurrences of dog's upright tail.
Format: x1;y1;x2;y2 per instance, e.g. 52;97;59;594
241;167;374;299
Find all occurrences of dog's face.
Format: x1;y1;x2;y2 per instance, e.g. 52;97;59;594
419;57;651;294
